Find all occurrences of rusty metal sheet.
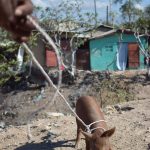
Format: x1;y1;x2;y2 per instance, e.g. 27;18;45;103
128;43;139;68
76;50;90;70
46;50;57;67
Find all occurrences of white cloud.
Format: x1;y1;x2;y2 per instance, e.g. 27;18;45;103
135;4;143;10
32;0;48;7
84;1;108;9
32;0;109;10
31;0;110;19
32;0;64;8
96;2;109;9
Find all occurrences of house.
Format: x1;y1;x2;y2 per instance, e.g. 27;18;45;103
76;25;113;70
89;29;148;71
31;33;73;69
31;24;148;73
31;21;92;71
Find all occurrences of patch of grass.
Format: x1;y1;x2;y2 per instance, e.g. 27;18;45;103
87;75;134;107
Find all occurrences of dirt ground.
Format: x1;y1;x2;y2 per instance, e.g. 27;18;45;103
0;70;150;150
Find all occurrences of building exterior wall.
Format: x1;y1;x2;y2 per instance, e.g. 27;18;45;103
90;33;147;71
90;34;118;71
76;41;90;70
32;36;46;67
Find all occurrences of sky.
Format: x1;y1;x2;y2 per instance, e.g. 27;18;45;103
31;0;150;23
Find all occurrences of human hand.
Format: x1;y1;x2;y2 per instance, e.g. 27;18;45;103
0;0;34;42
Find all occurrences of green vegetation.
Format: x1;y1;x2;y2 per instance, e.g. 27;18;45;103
98;78;134;106
0;0;150;87
0;29;20;86
0;29;38;87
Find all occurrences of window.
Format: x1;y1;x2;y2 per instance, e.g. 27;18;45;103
105;45;113;52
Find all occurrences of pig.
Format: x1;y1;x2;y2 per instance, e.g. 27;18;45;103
75;96;115;150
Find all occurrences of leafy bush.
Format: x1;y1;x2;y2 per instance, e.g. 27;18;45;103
0;29;21;86
0;28;38;88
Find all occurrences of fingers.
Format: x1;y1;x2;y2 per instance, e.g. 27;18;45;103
16;18;35;30
10;24;32;43
22;18;35;30
12;28;31;37
12;35;29;43
0;0;15;23
15;0;33;17
13;0;34;42
0;0;34;43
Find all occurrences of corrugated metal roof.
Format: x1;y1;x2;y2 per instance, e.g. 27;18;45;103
90;29;135;40
90;29;117;39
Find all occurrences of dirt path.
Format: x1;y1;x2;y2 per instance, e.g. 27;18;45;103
0;98;149;150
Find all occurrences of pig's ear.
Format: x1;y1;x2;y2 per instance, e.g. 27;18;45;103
101;127;115;137
81;131;93;141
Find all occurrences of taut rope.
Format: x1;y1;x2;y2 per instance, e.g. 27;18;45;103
23;15;106;139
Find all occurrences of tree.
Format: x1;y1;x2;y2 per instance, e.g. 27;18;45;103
108;0;118;26
0;29;21;86
34;0;96;76
0;28;38;87
132;4;150;78
144;4;150;19
134;4;150;33
113;0;143;27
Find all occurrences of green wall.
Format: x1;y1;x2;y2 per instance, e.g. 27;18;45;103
90;33;147;71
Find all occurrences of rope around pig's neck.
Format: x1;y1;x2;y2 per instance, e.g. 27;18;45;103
86;120;106;133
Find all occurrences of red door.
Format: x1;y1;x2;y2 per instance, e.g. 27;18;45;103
46;50;57;67
76;50;90;70
128;43;139;68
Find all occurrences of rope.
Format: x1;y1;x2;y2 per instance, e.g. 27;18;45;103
23;16;88;139
86;120;106;133
23;15;62;140
90;127;106;133
23;16;107;139
87;119;106;127
23;43;61;140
